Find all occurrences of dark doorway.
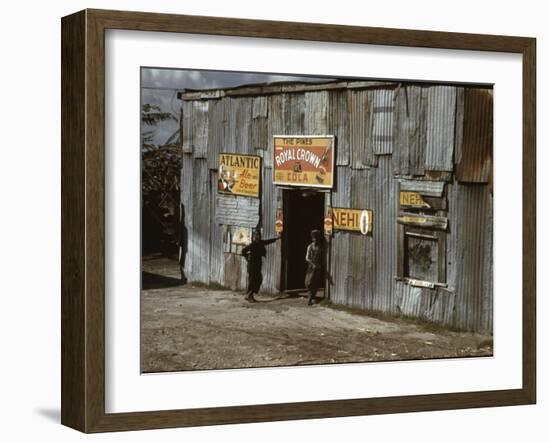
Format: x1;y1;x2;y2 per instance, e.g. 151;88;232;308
282;190;325;291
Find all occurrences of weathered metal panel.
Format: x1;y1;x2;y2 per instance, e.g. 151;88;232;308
265;94;284;169
252;96;268;150
393;85;427;175
349;89;376;168
425;86;456;171
328;90;350;166
304;91;329;134
209;171;224;285
234;97;253;155
261;167;282;294
456;88;493;183
448;182;493;332
181;101;193;153
330;166;351;305
370;88;394;155
348;169;372;309
214;194;260;227
399;179;445;197
369;156;397;313
190;159;211;283
181;154;195;276
192;101;209;158
207;99;225;170
395;281;456;327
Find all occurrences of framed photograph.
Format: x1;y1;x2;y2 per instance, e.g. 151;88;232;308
61;9;536;433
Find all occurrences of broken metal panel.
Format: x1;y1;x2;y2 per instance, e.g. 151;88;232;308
181;154;195;276
447;182;493;332
425;86;456;171
207;99;226;170
192;101;209;159
395;281;456;327
189;159;211;283
304;91;329;135
399;179;445;197
329;166;351;305
456;88;493;183
370;88;394;155
214;194;260;227
393;85;427;175
349;89;376;169
209;171;224;285
261;167;282;294
234;97;253;155
369;156;397;313
265;94;284;169
181;100;193;153
328;90;350;166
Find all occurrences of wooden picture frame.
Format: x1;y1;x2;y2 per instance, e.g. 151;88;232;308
61;9;536;433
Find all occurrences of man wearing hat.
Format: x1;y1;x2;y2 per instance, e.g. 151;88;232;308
241;229;280;302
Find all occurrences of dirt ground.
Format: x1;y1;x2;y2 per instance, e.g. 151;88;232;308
141;256;493;373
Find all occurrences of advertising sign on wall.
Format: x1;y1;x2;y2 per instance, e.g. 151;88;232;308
332;207;373;235
217;153;261;197
273;136;334;188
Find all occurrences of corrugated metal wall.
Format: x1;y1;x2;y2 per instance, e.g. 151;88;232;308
179;81;493;333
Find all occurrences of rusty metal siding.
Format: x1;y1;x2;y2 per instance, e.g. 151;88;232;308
344;170;370;309
209;171;224;285
214;194;260;227
447;182;493;332
456;88;493;183
369;156;397;313
252;96;268;150
181;154;195;276
304;91;329;134
330;166;351;305
425;86;456;172
395;282;456;327
192;101;209;158
265;94;284;169
371;88;394;155
328;90;350;166
207;98;225;170
261;167;282;294
181;101;193;153
189;159;211;283
349;89;376;168
393;85;427;176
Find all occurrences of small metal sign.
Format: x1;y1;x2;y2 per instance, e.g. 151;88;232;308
332;208;373;235
400;191;430;208
324;207;333;235
275;208;283;235
273;135;334;188
232;227;252;245
218;153;261;198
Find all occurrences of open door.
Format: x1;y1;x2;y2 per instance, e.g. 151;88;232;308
282;190;325;292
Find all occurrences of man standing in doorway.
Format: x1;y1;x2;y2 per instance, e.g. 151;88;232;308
241;229;280;302
305;229;324;306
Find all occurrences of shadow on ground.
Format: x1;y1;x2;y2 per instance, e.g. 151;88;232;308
142;271;183;290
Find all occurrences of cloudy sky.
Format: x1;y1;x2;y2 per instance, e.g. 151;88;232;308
141;68;335;146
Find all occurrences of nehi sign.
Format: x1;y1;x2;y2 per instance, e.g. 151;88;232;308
333;207;373;235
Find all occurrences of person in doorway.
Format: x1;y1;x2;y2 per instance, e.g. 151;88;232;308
241;229;280;302
305;229;324;306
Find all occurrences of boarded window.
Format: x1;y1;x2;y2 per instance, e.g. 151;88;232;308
397;180;447;286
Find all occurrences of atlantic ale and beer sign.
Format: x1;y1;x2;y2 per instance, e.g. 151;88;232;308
217;153;261;198
273;136;334;188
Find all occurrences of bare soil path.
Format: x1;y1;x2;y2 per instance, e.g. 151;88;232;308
141;256;492;373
